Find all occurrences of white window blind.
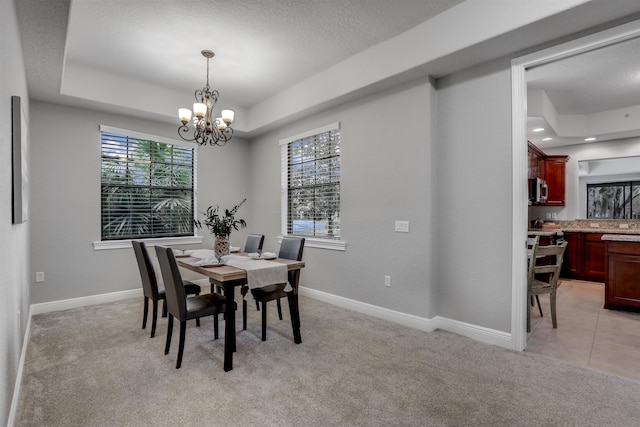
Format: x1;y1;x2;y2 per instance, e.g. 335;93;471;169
100;127;195;240
280;123;341;242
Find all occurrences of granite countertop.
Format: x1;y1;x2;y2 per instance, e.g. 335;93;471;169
529;220;640;235
602;234;640;242
561;228;640;234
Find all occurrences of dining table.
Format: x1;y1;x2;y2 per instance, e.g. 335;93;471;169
176;251;305;371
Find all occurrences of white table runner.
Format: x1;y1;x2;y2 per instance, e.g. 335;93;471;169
184;250;289;291
226;254;289;291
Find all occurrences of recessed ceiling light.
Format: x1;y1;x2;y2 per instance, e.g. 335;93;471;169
542;137;553;141
533;128;545;132
584;137;597;142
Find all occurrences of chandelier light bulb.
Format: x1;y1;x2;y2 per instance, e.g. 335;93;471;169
178;108;192;124
193;102;207;119
221;109;234;125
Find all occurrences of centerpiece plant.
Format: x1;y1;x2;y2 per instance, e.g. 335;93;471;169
196;198;247;258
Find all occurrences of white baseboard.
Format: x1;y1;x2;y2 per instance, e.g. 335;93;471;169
299;286;513;349
7;305;32;427
431;316;512;349
30;288;142;315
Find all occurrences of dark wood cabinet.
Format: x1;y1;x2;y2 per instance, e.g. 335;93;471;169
562;232;583;277
584;233;606;280
605;241;640;311
561;232;605;282
544;155;568;206
528;143;567;206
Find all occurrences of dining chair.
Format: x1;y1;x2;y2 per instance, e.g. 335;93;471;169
155;245;228;369
132;240;202;338
241;234;265;329
527;236;544;318
527;239;568;333
250;236;305;341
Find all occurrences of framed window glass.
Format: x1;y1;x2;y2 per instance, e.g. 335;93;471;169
100;126;195;240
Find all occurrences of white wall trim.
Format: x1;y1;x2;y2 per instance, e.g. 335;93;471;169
299;286;512;349
7;306;33;427
431;316;512;349
30;288;141;315
93;236;203;250
511;18;640;352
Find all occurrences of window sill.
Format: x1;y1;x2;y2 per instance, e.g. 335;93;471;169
93;236;203;250
278;236;346;251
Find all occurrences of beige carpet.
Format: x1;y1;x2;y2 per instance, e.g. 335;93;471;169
15;294;640;426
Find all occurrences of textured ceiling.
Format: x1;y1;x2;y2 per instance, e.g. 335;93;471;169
14;0;640;143
25;0;463;109
527;36;640;115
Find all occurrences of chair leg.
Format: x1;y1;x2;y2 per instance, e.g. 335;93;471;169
550;289;558;328
243;299;247;331
526;295;531;333
176;321;186;369
535;295;543;317
151;299;159;338
261;301;267;341
196;317;201;327
256;300;260;311
165;315;174;355
276;298;283;320
142;297;149;329
214;314;219;340
162;300;167;318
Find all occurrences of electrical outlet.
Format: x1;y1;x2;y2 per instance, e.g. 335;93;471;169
384;275;391;287
545;213;552;219
394;221;409;233
551;212;557;219
36;272;44;283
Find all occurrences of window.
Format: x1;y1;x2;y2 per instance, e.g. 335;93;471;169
100;126;195;240
281;123;344;250
587;181;640;219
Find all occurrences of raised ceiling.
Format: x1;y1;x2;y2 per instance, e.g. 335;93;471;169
15;0;640;139
527;35;640;149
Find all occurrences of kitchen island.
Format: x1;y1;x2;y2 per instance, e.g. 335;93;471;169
602;234;640;312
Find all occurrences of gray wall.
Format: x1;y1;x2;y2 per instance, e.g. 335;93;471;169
435;59;514;332
29;101;251;304
249;78;437;317
0;1;30;424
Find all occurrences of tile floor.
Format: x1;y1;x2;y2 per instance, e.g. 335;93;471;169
527;279;640;383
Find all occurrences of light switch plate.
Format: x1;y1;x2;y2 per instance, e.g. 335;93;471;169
395;221;409;233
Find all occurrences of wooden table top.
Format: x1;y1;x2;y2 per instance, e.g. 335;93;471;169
177;254;305;282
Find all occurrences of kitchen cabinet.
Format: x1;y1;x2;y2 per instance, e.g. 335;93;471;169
527;143;545;179
584;233;606;279
527;143;567;206
544;155;568;206
562;232;583;277
561;232;605;282
605;240;640;312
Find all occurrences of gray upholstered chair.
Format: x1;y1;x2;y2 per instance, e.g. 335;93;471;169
250;236;305;341
155;245;228;369
244;233;265;254
132;240;201;338
527;239;568;332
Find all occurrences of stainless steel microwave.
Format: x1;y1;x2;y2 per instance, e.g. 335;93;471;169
529;177;548;204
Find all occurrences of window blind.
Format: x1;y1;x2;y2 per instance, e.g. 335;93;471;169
100;129;195;240
280;124;341;240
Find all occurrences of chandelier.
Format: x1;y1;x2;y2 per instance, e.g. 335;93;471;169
178;50;234;146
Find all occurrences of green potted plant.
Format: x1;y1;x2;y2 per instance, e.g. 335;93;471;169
196;198;247;258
